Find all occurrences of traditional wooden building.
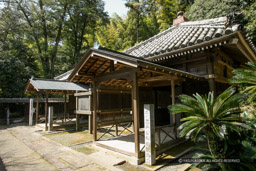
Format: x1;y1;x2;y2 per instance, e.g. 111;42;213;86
66;13;256;164
25;13;256;164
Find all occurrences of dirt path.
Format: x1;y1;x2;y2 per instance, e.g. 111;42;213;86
0;124;124;171
0;128;57;171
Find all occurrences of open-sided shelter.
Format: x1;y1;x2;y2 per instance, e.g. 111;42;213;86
25;78;88;130
66;13;256;164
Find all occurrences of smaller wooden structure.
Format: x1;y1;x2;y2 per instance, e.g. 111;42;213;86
75;91;93;133
0;98;68;124
25;78;88;131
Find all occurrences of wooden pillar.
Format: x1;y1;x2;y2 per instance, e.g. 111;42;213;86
76;114;80;131
132;72;140;157
45;92;48;131
207;54;216;96
36;94;39;124
110;60;115;71
171;80;177;139
115;124;118;136
64;94;67;123
6;105;10;125
88;115;93;134
89;92;93;134
93;81;98;141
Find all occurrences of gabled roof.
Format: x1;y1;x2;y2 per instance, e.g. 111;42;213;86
25;78;88;94
68;47;202;85
54;69;74;81
124;16;256;61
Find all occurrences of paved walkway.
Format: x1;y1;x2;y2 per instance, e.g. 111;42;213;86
0;124;124;171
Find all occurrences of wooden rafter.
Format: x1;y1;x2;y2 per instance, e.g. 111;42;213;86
94;60;109;74
84;58;99;73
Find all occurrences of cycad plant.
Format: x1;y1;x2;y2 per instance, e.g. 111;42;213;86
230;62;256;106
168;87;246;170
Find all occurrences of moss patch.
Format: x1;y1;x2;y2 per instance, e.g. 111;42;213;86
76;147;97;155
44;130;93;146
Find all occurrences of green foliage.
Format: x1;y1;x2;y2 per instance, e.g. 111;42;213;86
169;87;247;170
244;1;256;44
185;0;244;20
0;0;107;97
156;0;192;31
169;87;256;170
169;86;244;140
230;62;256;106
185;0;256;44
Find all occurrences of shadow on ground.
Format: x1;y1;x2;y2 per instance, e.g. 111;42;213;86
0;157;6;171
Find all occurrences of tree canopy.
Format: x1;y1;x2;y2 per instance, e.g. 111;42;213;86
0;0;255;98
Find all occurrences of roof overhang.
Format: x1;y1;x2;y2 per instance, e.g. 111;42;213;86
25;78;88;95
68;47;203;88
147;31;256;63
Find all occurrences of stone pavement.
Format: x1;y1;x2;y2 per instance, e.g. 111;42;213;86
0;124;124;171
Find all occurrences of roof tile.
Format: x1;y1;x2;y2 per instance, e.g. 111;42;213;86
124;16;249;58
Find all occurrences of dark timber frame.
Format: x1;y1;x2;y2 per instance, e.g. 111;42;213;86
24;79;88;131
68;47;202;159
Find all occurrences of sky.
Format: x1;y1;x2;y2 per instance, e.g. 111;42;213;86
103;0;128;17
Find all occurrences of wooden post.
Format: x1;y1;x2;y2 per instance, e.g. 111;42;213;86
144;104;156;165
64;94;67;123
89;115;93;134
207;54;216;96
36;94;39;124
171;80;177;139
93;81;98;141
115;124;118;136
132;72;140;157
6;105;10;125
89;93;93;134
45;92;48;131
29;98;34;126
76;114;80;131
48;106;53;131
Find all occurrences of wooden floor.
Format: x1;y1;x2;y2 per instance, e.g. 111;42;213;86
96;126;175;155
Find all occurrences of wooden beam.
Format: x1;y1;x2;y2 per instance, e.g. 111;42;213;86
167;56;206;65
45;92;48;131
36;94;39;124
76;114;80;131
139;75;178;83
171;80;177;139
74;92;92;96
131;72;140;157
110;60;115;72
75;110;92;115
100;65;110;75
94;60;109;74
206;52;216;96
84;59;99;73
215;74;229;84
64;94;67;123
93;81;98;141
97;68;139;82
115;124;118;136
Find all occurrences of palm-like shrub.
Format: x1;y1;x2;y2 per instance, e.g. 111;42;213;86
168;87;246;160
230;62;256;106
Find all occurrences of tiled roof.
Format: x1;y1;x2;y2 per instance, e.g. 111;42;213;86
124;16;256;59
25;78;88;94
